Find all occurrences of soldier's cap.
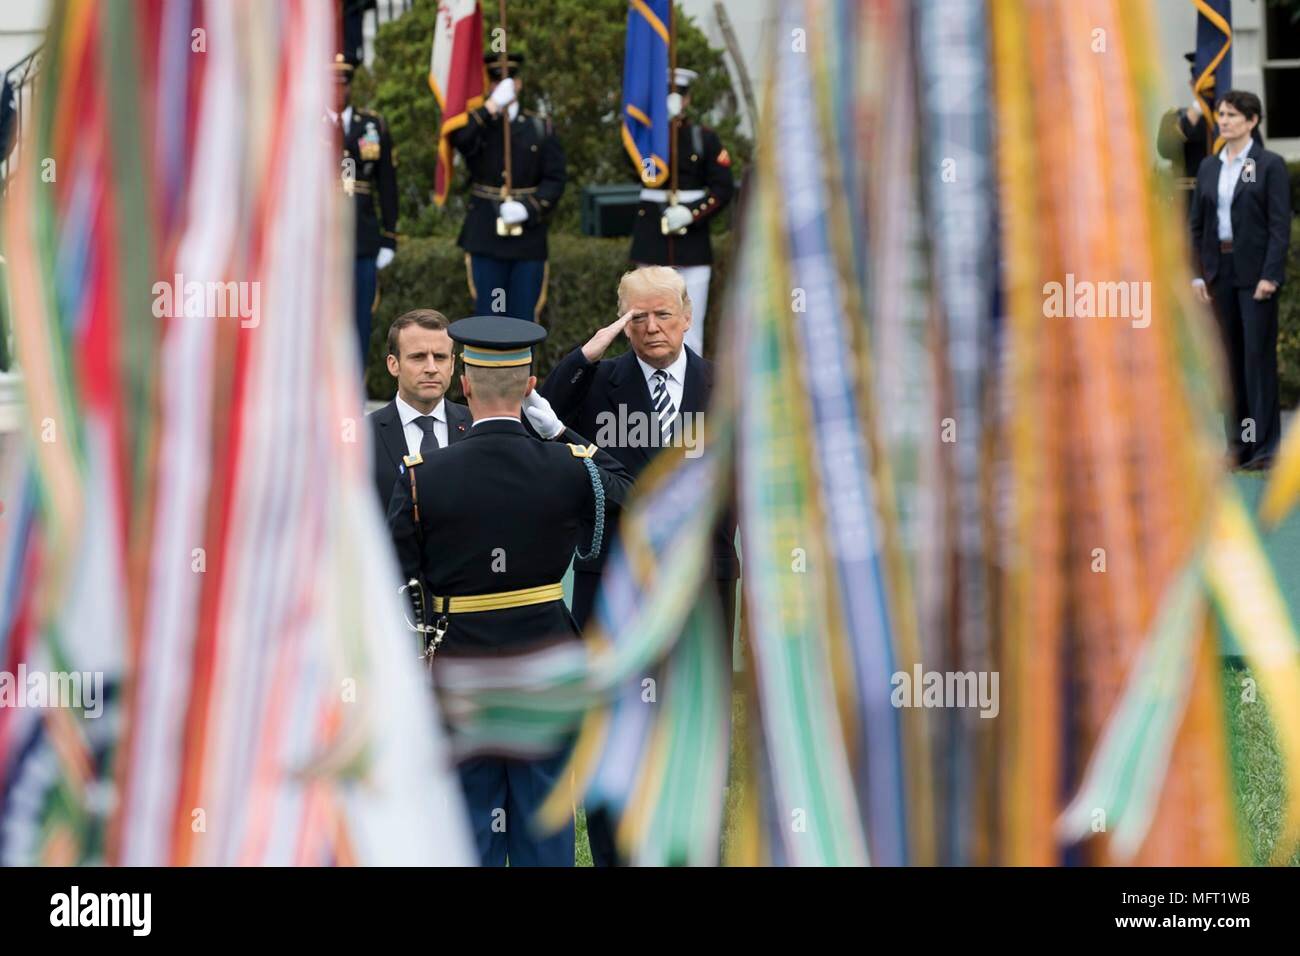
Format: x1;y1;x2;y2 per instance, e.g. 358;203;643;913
484;51;524;79
451;316;547;368
671;67;699;91
332;53;355;79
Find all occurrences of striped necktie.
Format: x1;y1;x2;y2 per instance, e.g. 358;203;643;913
651;369;676;446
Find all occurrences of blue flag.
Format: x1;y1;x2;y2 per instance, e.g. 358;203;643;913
622;0;671;187
1192;0;1232;136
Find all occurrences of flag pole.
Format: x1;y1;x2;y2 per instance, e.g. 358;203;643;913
495;0;520;236
668;0;678;202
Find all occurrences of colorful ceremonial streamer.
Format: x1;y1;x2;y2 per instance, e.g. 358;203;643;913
0;0;472;866
2;0;1296;870
437;0;1300;869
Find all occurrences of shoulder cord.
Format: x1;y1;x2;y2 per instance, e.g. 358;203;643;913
575;457;605;562
408;464;424;554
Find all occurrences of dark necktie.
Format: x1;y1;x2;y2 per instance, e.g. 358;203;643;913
413;415;442;454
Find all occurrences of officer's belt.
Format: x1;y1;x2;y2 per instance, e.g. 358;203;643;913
640;188;706;204
470;183;539;200
431;581;564;614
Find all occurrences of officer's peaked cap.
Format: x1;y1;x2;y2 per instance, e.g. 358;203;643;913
451;316;547;368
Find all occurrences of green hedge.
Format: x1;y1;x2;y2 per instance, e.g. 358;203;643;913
1278;216;1300;407
365;233;734;400
366;195;1300;411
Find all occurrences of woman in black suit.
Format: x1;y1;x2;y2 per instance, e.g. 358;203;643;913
1189;90;1292;470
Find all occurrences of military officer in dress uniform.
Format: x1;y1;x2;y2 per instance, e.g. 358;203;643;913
331;53;399;364
1157;53;1216;216
628;67;735;356
387;316;632;867
451;53;566;323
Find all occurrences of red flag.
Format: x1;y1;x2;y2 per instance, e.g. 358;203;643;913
430;0;485;206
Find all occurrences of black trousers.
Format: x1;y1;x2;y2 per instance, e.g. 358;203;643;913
1212;252;1281;466
571;569;737;866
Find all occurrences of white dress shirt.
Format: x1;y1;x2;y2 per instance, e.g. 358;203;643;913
636;348;687;413
396;394;447;455
1216;139;1253;242
325;105;354;135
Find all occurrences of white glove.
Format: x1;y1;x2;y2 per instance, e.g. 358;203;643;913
663;204;693;232
376;247;395;270
523;391;564;440
667;92;684;120
488;77;517;112
499;200;529;225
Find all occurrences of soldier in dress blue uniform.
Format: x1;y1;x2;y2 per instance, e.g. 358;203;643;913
1157;53;1216;217
386;316;632;866
628;67;735;356
450;53;566;322
332;54;399;365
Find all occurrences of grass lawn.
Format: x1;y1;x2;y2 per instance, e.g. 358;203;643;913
1224;663;1300;866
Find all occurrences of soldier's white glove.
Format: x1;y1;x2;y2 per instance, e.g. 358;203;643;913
488;77;517;112
500;200;529;225
376;247;395;270
523;391;564;440
667;92;684;120
663;204;693;232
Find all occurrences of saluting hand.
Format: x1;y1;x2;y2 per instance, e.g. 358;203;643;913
523;391;565;440
581;310;634;364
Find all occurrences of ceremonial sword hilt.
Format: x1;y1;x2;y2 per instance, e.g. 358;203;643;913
398;578;447;664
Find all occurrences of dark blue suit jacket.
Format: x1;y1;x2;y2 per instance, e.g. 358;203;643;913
540;345;739;580
367;397;472;513
1190;141;1291;289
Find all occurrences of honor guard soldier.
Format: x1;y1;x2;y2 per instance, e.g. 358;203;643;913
332;53;399;364
1157;53;1215;216
451;53;566;323
386;316;632;866
629;67;735;356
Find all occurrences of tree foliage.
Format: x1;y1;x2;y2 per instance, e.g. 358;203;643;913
352;0;751;239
